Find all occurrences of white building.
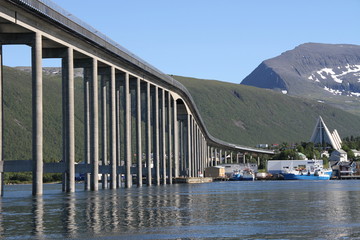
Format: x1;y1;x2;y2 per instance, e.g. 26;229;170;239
329;149;348;162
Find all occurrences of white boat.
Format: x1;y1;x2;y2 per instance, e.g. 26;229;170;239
282;160;332;180
230;169;255;181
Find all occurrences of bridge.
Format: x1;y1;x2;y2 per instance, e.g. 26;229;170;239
0;0;274;196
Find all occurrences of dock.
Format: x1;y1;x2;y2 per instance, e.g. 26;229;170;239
174;177;213;184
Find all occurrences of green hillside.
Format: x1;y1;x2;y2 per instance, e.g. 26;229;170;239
174;75;360;146
3;66;360;161
3;66;84;161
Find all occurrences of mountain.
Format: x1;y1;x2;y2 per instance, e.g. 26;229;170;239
174;75;360;146
241;43;360;116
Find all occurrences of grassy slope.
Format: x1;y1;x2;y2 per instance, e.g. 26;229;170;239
3;66;84;161
174;75;360;146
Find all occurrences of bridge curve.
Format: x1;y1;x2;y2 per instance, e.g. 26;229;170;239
0;0;274;195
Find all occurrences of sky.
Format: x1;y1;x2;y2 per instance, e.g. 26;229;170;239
4;0;360;83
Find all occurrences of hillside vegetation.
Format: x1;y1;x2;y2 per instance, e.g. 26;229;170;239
3;66;84;161
174;75;360;146
3;66;360;161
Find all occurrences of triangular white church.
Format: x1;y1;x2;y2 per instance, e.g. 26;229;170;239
309;116;342;150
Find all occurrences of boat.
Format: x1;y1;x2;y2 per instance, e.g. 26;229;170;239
282;160;332;180
230;169;255;181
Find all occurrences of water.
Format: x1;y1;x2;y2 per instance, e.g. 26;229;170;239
1;180;360;239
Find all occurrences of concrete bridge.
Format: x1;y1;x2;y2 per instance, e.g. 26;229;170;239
0;0;274;195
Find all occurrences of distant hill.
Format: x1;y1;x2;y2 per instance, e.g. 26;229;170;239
174;75;360;146
241;43;360;116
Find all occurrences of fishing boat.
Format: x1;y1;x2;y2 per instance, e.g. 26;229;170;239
282;160;332;180
230;169;255;181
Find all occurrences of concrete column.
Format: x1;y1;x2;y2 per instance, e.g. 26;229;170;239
109;67;117;189
224;151;227;164
154;86;160;185
146;82;152;186
173;98;179;178
90;58;99;191
115;81;121;188
191;118;195;177
194;121;197;176
161;89;166;184
83;68;91;190
167;93;172;184
125;73;132;188
101;74;108;189
243;154;246;164
214;148;218;166
194;124;198;177
0;46;3;196
64;47;75;192
187;115;191;177
136;78;142;187
179;120;184;175
230;152;233;164
32;32;43;196
207;146;210;168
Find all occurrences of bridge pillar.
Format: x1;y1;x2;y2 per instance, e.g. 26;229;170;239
0;46;3;196
195;123;198;176
146;82;152;186
83;67;91;190
207;146;210;167
154;86;160;185
161;89;166;184
63;47;75;193
179;120;184;175
115;78;121;188
136;78;142;187
173;98;179;178
187;115;192;177
125;73;132;188
215;148;218;166
100;71;108;189
110;67;117;189
32;32;43;196
167;93;173;184
90;58;99;191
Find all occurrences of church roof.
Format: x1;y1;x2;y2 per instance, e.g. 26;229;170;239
309;116;342;150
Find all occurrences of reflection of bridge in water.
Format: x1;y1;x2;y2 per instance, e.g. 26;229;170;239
0;0;273;196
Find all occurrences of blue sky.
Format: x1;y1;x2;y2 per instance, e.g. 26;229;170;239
4;0;360;83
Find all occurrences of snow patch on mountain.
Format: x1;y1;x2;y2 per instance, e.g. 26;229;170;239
324;86;343;95
308;64;360;84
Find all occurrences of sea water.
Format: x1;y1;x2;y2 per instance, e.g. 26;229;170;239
1;180;360;239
